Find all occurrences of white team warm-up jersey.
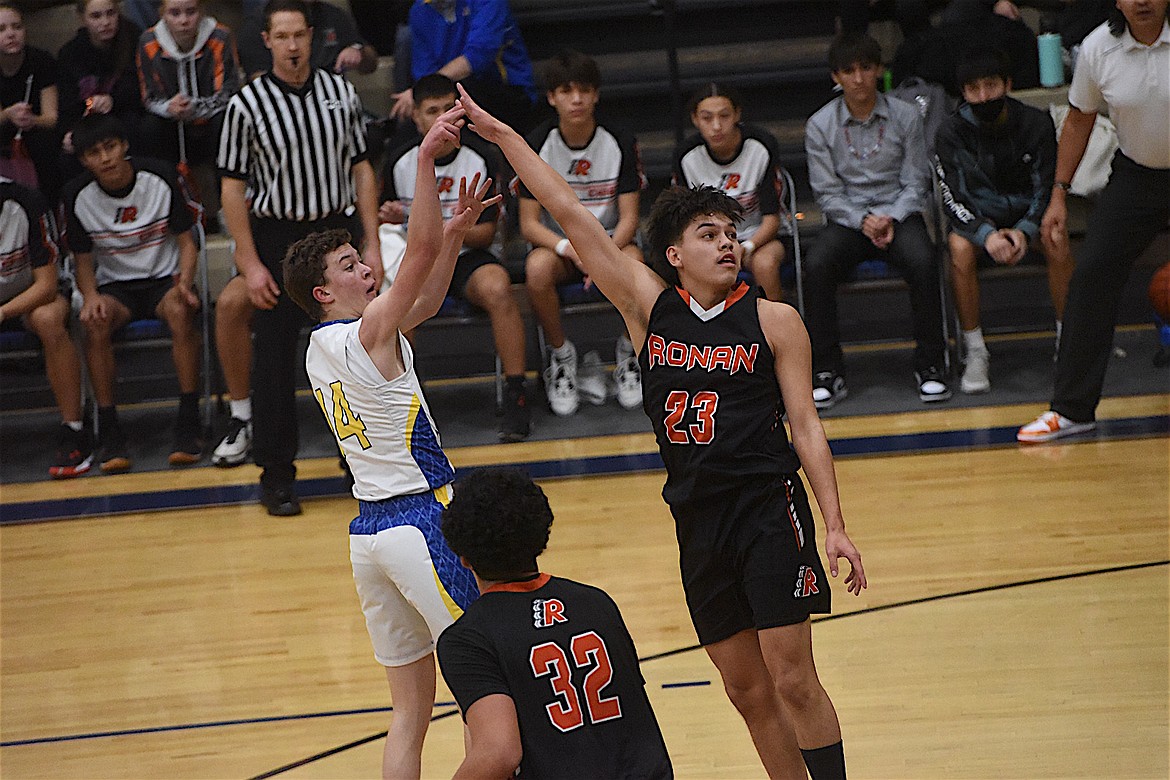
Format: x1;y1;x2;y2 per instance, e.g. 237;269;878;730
521;119;643;237
674;125;783;237
306;319;455;502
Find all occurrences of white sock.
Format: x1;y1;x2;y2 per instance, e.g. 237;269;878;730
1055;320;1062;340
64;420;83;432
616;334;634;361
963;327;986;353
230;398;252;421
552;340;575;361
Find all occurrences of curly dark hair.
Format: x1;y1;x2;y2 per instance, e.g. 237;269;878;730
282;228;352;321
441;469;553;582
646;185;743;287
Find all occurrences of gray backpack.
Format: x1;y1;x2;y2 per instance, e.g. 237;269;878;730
889;77;953;160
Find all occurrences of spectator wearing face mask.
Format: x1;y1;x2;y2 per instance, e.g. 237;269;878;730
934;45;1071;395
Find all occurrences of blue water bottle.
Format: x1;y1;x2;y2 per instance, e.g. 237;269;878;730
1038;32;1064;87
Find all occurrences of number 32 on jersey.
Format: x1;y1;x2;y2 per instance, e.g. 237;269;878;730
529;631;622;732
314;380;371;449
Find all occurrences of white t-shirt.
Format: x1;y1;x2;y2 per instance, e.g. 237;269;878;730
306;320;455;502
1070;20;1170;169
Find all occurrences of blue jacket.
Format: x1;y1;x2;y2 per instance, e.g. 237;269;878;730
409;0;536;100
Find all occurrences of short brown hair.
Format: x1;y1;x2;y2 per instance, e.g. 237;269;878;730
282;228;352;321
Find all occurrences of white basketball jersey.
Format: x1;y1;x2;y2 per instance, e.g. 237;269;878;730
306;320;455;502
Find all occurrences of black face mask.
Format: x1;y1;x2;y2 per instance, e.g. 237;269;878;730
970;96;1006;123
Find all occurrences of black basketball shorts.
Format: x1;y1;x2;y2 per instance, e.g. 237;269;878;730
675;474;831;646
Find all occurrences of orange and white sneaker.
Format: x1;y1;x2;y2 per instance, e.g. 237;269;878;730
1017;411;1096;443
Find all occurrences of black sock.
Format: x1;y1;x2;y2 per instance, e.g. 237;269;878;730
178;392;199;422
505;374;526;388
97;405;119;432
801;741;846;780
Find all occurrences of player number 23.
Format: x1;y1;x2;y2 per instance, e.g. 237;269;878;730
529;631;622;732
314;381;371;450
664;390;719;445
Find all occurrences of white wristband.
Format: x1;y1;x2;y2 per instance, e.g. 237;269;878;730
554;238;571;257
741;239;756;257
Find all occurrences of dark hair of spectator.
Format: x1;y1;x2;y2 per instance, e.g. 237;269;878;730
74;0;138;83
646;185;744;288
687;82;744;116
541;49;601;92
440;469;553;582
827;32;882;72
413;73;457;105
1107;5;1170;36
264;0;309;31
72;113;129;156
955;47;1012;92
282;228;352;321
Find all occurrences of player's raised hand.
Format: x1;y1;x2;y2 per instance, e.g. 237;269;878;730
825;527;867;595
420;104;465;159
445;173;503;235
456;84;509;144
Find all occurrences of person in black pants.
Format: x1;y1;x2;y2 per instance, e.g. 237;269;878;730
217;0;381;514
1019;0;1170;442
803;33;950;409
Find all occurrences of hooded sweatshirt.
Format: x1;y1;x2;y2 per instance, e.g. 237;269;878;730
57;17;144;133
136;15;240;124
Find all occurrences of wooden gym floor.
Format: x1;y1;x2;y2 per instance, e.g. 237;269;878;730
1;395;1167;779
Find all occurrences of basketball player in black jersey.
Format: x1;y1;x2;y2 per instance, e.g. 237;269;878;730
437;468;673;779
458;85;866;780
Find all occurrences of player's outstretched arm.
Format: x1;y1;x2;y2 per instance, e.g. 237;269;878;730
453;694;524;780
400;173;502;332
458;85;663;328
761;300;867;595
360;105;464;351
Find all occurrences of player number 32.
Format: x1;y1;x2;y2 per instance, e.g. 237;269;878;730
529;631;622;732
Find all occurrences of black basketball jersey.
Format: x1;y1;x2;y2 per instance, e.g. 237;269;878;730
437;574;673;780
639;282;801;512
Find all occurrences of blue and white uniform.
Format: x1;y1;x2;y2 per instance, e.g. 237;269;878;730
306;320;478;667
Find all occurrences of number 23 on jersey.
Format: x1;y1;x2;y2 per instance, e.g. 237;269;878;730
314;380;371;449
664;389;719;444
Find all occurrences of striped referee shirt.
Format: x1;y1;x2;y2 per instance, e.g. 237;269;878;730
217;68;368;222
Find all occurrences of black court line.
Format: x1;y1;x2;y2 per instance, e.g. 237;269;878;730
246;709;462;780
247;558;1168;778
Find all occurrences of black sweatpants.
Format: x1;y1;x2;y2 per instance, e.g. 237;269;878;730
802;213;945;376
1052;153;1169;422
251;212;361;490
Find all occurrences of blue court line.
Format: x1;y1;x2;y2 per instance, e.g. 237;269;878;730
661;680;711;689
0;702;458;748
2;415;1165;525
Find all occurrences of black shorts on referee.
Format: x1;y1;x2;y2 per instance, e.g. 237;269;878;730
675;474;831;646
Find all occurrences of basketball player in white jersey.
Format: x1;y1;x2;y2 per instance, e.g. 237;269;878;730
282;104;500;780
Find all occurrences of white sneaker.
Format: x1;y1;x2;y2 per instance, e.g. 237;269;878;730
578;351;608;405
1017;411;1096;443
613;356;642;409
544;345;579;416
211;417;252;467
960;347;990;394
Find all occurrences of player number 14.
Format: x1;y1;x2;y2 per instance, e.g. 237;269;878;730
529;631;622;732
314;380;371;450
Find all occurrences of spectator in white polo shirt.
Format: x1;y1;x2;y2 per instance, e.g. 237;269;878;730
1018;0;1169;443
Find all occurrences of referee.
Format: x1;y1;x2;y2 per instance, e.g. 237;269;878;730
218;0;382;516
